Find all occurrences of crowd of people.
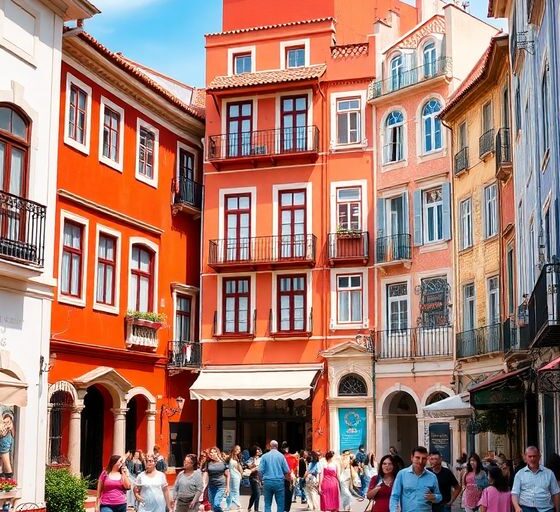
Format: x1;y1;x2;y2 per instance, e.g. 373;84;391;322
93;442;560;512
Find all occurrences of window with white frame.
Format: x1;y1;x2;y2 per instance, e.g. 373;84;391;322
136;119;159;186
482;101;493;133
337;274;362;323
460;197;472;250
99;97;124;171
223;277;250;334
384;110;404;163
129;244;154;313
423;187;443;243
336;187;361;231
64;74;92;153
390;54;403;91
234;53;252;74
387;282;408;331
60;220;83;298
487;276;499;325
96;233;116;306
458;121;467;150
336;98;361;145
463;283;476;330
422;99;442;153
286;46;305;68
484;183;498;238
423;42;436;77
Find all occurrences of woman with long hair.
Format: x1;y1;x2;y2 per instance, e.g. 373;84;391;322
173;454;204;512
366;455;397;512
318;451;340;512
134;453;172;512
461;453;488;512
304;451;321;512
226;445;242;511
246;446;262;512
96;454;131;512
338;451;353;511
202;446;230;512
478;466;511;512
125;449;145;509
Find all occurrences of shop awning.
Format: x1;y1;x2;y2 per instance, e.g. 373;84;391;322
538;356;560;372
423;393;471;418
0;372;27;407
190;368;320;401
469;368;529;410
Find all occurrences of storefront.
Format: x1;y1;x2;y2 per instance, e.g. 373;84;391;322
537;355;560;459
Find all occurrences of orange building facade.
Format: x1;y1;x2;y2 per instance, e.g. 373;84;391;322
47;31;204;478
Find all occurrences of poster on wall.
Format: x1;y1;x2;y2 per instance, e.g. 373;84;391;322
222;429;236;452
0;406;15;478
338;408;366;453
429;422;451;463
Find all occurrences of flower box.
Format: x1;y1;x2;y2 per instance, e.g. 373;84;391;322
125;316;162;330
336;231;362;239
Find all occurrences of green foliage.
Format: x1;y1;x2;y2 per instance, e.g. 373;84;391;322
126;310;166;323
45;468;88;512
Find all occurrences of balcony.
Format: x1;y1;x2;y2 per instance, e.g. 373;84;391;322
454;147;469;175
367;57;452;101
172;177;203;217
479;129;495;159
208;235;316;271
495;128;512;181
528;263;560;348
168;340;201;369
511;31;533;72
375;234;411;267
269;307;313;338
375;326;452;360
456;323;503;359
503;317;530;362
212;309;256;339
207;126;319;169
125;316;161;351
328;232;369;266
0;191;46;267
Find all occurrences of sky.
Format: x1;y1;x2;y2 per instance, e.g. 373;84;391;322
86;0;506;89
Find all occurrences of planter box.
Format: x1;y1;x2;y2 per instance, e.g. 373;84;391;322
125;316;162;330
336;232;362;239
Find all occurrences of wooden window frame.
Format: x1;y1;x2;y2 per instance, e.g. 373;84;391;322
96;233;117;307
138;127;155;179
61;220;83;298
0;103;30;199
224;193;252;262
68;84;88;145
277;274;307;333
130;244;154;312
280;95;308;152
336;273;363;324
102;106;120;163
222;277;251;334
176;294;192;341
336;187;361;231
279;189;307;259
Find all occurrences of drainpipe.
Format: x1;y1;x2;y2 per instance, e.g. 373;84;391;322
198;136;205;454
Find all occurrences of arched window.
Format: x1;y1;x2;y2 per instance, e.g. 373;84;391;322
423;42;437;78
384;111;404;163
390;54;403;91
338;373;367;397
422;99;442;153
0;104;30;198
129;244;154;312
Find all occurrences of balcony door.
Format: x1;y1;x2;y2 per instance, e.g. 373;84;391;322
227;101;252;157
387;282;408;332
386;196;405;237
279;190;306;259
225;194;251;262
281;96;308;152
178;148;195;204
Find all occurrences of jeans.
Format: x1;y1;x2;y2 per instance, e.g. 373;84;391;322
263;479;285;512
208;484;227;512
359;474;370;497
298;477;307;502
284;479;293;511
520;508;554;512
100;505;127;512
248;479;261;512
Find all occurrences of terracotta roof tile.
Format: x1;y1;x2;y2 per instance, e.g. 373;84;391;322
205;17;334;37
207;64;327;92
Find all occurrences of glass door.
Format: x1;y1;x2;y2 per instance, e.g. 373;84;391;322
281;96;308;152
224;194;251;262
279;190;306;259
227;102;252;157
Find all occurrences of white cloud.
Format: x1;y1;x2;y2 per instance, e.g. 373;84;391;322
93;0;165;14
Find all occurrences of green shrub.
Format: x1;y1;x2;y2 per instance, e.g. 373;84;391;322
45;468;88;512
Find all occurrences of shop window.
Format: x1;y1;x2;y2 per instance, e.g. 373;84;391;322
338;374;367;396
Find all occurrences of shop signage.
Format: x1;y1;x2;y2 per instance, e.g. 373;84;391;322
429;422;451;463
222;429;235;452
471;386;524;408
338;407;366;453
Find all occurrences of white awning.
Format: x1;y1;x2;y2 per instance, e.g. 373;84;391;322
423;393;471;418
190;369;320;401
0;372;27;407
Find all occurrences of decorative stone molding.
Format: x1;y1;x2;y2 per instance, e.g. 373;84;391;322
399;17;446;49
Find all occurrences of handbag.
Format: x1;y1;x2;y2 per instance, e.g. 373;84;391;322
242;468;252;478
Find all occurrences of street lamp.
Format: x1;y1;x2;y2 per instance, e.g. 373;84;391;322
161;396;185;419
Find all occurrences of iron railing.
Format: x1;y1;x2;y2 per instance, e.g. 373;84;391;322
168;340;201;368
367;57;452;100
456;323;503;358
208;235;316;266
328;232;369;260
269;307;313;336
207;126;319;161
383;142;404;164
375;326;452;359
454;147;469;175
528;263;560;344
376;234;411;263
495;128;512;174
0;190;46;267
479;128;495;158
213;309;256;337
173;177;203;210
503;317;530;353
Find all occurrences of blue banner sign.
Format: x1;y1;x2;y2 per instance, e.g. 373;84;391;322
338;407;366;453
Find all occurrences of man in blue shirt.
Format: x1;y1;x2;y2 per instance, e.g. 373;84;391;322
259;440;290;512
389;446;442;512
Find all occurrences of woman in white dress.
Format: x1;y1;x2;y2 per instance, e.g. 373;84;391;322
134;453;172;512
338;451;353;511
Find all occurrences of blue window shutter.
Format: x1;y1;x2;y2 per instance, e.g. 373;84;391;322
402;192;409;235
413;190;423;246
442;181;452;241
377;198;385;237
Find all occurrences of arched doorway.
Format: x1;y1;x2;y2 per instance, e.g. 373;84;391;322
126;394;149;454
81;386;105;479
387;391;418;459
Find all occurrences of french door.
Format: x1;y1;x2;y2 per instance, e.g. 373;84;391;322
281;96;308;152
279;190;306;259
225;194;251;262
227;102;252;157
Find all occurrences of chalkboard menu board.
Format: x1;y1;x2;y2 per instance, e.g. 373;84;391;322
429;422;451;463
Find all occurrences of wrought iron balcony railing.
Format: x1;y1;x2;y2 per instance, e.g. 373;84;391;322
367;57;452;101
503;317;530;355
168;340;201;368
207;126;319;162
173;177;203;210
0;190;46;267
328;232;369;263
479;128;495;158
269;307;313;337
376;234;411;264
495;128;512;180
456;323;503;359
454;147;469;175
528;263;560;347
375;326;452;359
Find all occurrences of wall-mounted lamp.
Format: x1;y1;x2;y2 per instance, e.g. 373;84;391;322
40;353;57;376
160;396;185;419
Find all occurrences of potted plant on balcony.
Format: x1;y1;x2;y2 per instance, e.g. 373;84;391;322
336;226;362;239
125;311;166;330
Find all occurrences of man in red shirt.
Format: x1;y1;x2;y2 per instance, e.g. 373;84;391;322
282;442;298;512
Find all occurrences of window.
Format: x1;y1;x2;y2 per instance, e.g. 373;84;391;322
384;110;404;163
484;183;498;238
286;46;305;68
68;84;87;145
281;95;308;152
460;198;472;250
227;101;252;157
338;374;367;396
279;189;306;258
515;85;521;132
225;194;251;261
337;274;362;323
390;54;403;91
387;282;408;331
138;127;155;178
176;295;192;341
96;234;116;306
0;104;29;199
99;97;124;171
336;187;361;231
487;276;499;325
463;283;476;330
423;42;436;77
482;101;493;133
278;275;306;332
420;276;450;328
234;53;252;74
223;277;250;334
529;221;535;286
424;187;443;243
336;98;361;145
458;121;467;149
61;221;83;298
129;245;154;312
422;99;442;153
541;66;550;157
544;208;551;262
506;244;515;316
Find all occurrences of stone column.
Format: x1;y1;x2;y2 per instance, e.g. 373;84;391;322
68;405;84;474
146;409;157;454
111;408;128;455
